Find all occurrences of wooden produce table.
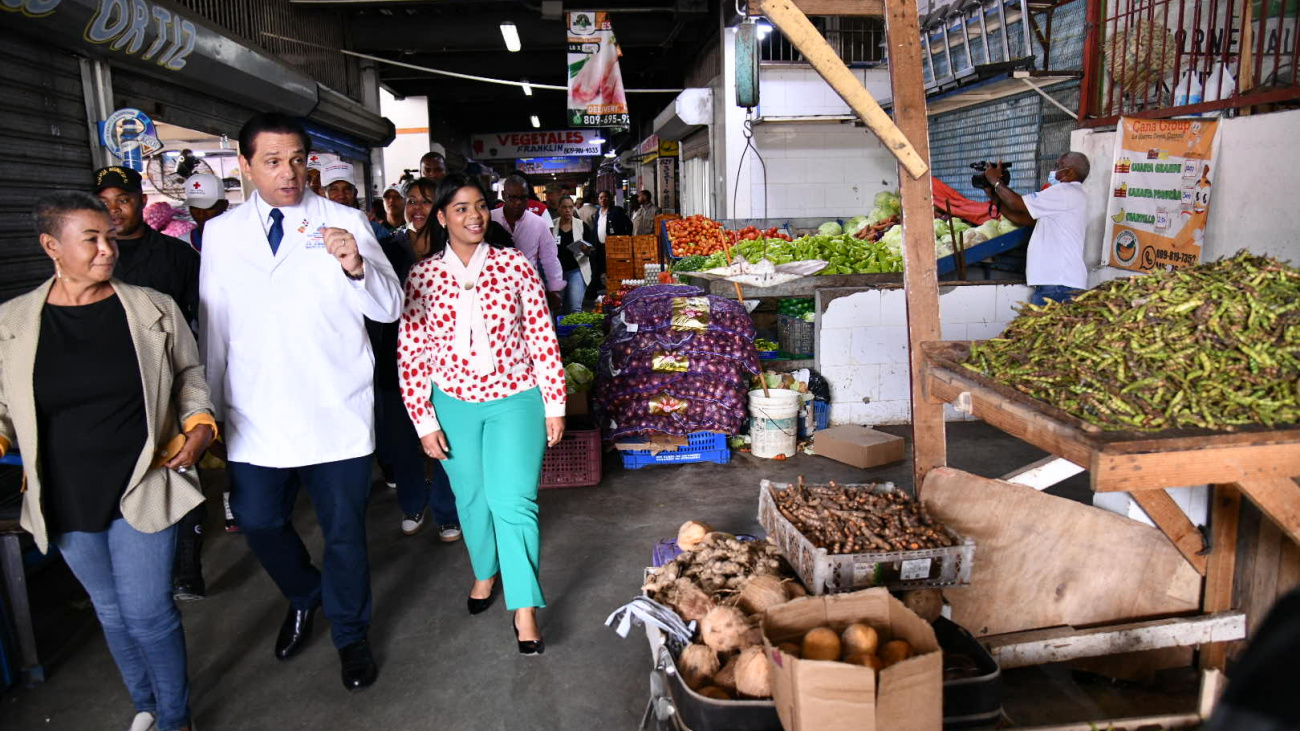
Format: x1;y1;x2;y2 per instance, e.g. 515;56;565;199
922;340;1300;670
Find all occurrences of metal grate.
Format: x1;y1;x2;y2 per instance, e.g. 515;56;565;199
762;16;885;64
170;0;360;100
929;90;1044;200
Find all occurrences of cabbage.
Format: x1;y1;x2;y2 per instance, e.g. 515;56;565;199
844;215;870;237
997;217;1019;235
963;228;990;247
565;362;594;392
880;224;903;252
974;220;1002;241
818;221;843;236
874;191;901;216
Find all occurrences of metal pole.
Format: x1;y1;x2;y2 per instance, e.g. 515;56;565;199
997;0;1013;61
1019;0;1034;59
977;0;993;63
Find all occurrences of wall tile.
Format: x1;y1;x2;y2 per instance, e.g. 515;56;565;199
858;400;912;425
879;289;908;326
939;285;998;324
821;291;881;330
877;362;910;400
822;364;881;404
995;284;1033;323
819;328;853;366
851;325;909;365
966;321;1008;341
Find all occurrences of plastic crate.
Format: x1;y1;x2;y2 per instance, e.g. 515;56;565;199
797;399;830;438
757;350;779;360
540;427;602;488
757;479;975;594
606;235;634;258
633;235;659;261
620;431;730;469
606;256;637;281
777;315;814;357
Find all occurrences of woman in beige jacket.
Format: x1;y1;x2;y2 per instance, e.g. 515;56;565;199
0;192;214;731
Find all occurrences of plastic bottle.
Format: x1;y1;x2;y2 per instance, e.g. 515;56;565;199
1173;69;1204;116
1201;62;1237;117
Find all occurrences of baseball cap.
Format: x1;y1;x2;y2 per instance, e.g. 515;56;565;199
322;161;355;189
183;173;223;209
94;165;143;194
383;183;406;198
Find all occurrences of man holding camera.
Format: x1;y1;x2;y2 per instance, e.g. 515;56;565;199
981;152;1091;306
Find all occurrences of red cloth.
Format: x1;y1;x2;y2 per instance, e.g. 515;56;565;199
931;177;996;225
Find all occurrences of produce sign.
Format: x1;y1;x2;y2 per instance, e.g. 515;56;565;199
770;479;957;554
965;253;1300;431
566;11;630;127
1105;117;1221;272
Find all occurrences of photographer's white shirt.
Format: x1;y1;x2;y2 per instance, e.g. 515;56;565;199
1022;181;1088;289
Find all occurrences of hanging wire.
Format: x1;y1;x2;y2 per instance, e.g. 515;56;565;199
731;109;767;220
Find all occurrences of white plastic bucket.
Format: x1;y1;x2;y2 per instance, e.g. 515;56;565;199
748;389;801;459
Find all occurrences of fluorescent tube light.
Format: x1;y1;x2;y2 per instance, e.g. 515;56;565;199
530;115;541;128
500;22;522;52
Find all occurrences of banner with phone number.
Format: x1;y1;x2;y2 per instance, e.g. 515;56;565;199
1105;117;1221;272
566;11;630;128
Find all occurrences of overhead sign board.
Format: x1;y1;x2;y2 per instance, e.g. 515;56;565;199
471;130;604;159
515;157;594;175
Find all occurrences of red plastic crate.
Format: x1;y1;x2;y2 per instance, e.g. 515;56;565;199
540;427;602;488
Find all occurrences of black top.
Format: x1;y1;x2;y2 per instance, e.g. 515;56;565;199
557;227;579;272
114;226;201;325
598;206;634;238
367;230;419;391
33;294;147;535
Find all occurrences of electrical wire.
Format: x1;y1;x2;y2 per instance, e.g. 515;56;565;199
731;108;767;220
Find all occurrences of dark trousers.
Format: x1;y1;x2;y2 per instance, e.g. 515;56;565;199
227;455;373;648
377;386;458;524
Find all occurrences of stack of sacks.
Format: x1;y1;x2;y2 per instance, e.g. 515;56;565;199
595;285;759;441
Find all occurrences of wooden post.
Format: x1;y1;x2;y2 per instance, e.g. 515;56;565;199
1201;484;1242;670
884;0;946;491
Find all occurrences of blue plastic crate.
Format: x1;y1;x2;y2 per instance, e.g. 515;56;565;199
620;431;730;470
798;400;830;438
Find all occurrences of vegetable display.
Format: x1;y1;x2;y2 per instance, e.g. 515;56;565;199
705;235;904;276
778;298;816;322
770;478;956;554
560;311;605;326
755;338;778;352
964;252;1300;431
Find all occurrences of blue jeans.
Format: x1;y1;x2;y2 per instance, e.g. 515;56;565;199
57;520;190;731
378;386;458;523
562;268;586;314
228;455;373;648
1030;285;1084;307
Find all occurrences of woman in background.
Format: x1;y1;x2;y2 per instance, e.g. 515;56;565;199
551;195;595;314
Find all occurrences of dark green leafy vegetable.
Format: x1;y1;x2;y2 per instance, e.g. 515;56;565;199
672;254;709;272
560;312;605;325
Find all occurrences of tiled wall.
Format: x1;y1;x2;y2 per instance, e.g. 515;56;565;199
815;283;1033;425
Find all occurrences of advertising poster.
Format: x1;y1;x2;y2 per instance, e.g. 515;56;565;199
1105;117;1221;272
566;10;630;128
472;130;604;159
102;108;163;172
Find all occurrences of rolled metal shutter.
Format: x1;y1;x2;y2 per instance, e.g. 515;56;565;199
680;129;710;162
113;69;255;140
928;90;1042;201
0;33;93;303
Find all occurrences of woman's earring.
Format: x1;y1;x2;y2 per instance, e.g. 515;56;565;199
53;259;62;280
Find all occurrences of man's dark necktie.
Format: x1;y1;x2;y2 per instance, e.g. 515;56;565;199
268;208;284;255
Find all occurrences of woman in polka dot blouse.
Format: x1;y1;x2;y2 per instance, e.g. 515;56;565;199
397;173;566;655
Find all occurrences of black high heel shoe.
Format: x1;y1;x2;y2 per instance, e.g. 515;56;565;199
467;582;497;615
513;614;544;656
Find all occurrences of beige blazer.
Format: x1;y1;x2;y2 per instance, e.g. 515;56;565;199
0;278;213;553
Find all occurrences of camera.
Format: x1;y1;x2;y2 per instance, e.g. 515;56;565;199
971;161;1012;190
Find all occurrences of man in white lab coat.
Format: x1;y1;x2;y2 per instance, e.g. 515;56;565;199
199;113;402;692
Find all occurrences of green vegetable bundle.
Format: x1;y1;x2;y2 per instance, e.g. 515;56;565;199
965;253;1300;431
777;298;815;318
672;254;710;272
560;312;605;325
708;235;904;275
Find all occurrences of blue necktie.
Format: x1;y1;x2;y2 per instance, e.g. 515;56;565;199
268;208;284;255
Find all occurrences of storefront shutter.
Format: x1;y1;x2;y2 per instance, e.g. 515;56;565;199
113;69;257;140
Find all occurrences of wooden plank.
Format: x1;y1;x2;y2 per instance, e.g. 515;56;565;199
1015;714;1202;731
924;468;1203;637
881;0;945;491
759;0;929;178
982;612;1246;669
1002;456;1086;491
1201;484;1242;670
748;0;886;15
1130;490;1209;575
1235;477;1300;545
1199;668;1227;720
1092;446;1300;493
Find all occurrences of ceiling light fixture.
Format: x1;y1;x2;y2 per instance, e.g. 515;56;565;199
604;150;617;158
500;22;522;52
530;115;541;128
588;135;606;144
521;80;533;96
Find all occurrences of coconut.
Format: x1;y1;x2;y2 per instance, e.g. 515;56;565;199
902;589;945;622
880;639;913;667
700;606;750;653
801;627;842;661
737;575;788;615
734;646;772;698
841;623;879;658
697;686;732;701
677;521;713;551
784;581;808;599
679;644;720;690
713;655;739;692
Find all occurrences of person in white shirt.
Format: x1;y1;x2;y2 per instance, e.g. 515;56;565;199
199;113;402;692
491;175;565;304
984;152;1091;307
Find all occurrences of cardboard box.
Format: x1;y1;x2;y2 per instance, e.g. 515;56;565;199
566;391;589;416
763;588;942;731
812;426;906;469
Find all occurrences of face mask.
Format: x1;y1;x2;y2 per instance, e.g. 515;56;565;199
1048;170;1062;186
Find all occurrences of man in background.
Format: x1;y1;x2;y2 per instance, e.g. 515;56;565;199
631;190;659;236
492;174;565;308
419;151;448;183
183;173;229;254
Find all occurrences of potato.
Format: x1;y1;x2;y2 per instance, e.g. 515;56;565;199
677;521;712;551
700;606;750;653
679;644;720;690
846;652;885;671
801;627;842;661
841;623;879;658
880;640;913;667
734;646;772;698
777;642;802;658
697;686;732;701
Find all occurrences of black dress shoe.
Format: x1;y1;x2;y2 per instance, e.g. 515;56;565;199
339;639;378;691
274;605;317;661
514;617;545;656
467;585;497;615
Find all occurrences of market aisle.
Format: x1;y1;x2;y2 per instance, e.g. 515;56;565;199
4;423;1078;730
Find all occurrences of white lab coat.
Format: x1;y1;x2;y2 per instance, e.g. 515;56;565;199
199;190;402;468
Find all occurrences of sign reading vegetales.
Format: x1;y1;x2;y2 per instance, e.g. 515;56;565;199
1105;117;1221;272
471;130;604;159
566;10;630;128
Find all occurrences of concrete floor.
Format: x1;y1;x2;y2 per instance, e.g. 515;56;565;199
2;423;1196;730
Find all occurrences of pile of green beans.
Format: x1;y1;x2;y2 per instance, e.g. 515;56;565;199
964;252;1300;431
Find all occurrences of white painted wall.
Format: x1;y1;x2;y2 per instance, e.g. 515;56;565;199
1071;108;1300;287
379;88;431;190
815;283;1032;425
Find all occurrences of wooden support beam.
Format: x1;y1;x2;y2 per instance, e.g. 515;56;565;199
1235;477;1300;545
1002;456;1086;491
747;0;885;16
1091;443;1300;492
1130;490;1209;575
879;0;945;491
1201;484;1242;670
1014;714;1202;731
982;612;1247;669
758;0;929;179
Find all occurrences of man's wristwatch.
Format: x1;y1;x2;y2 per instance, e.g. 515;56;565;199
344;266;365;281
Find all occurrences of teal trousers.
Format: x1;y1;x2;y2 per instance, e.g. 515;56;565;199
432;386;547;610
